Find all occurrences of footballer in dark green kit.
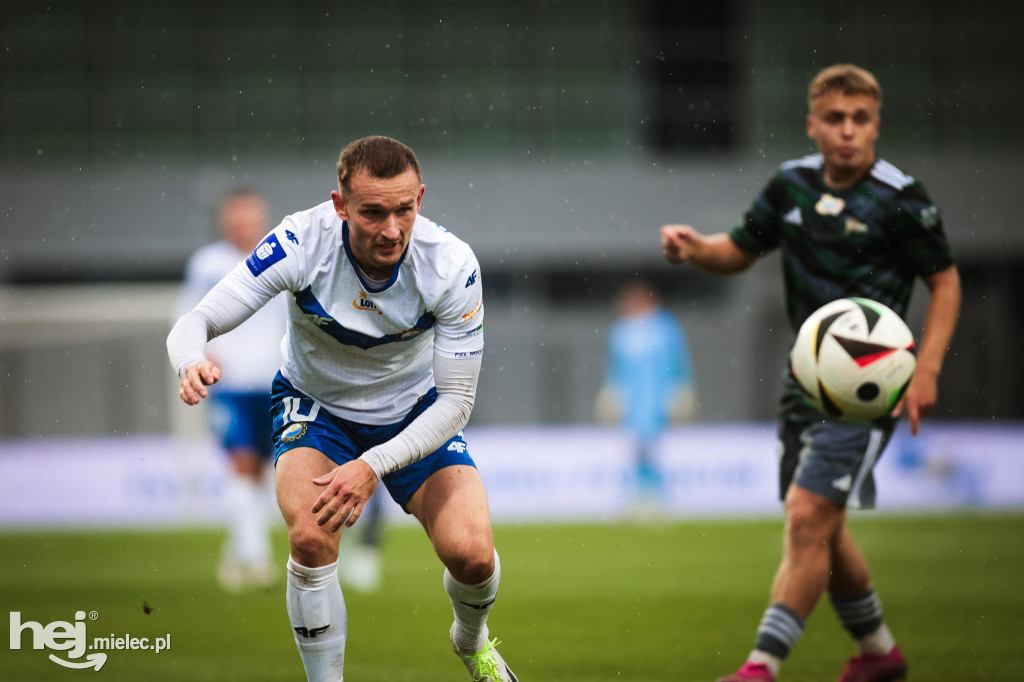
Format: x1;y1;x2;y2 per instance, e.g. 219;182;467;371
661;64;961;682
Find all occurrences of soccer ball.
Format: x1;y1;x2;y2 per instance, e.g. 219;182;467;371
790;297;917;422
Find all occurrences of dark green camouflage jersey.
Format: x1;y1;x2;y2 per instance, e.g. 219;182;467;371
729;154;954;334
730;154;955;421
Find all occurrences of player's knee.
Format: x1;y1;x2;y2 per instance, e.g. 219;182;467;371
288;524;338;567
442;537;495;584
785;499;838;547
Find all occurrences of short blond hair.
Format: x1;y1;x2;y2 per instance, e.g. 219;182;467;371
808;64;882;111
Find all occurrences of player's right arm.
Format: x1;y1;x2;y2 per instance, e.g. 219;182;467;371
168;223;302;405
660;224;756;273
167;285;262;405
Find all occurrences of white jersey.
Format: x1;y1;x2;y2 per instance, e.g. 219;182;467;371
177;239;287;392
216;201;484;424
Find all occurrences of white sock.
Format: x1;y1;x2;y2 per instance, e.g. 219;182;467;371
225;475;271;565
748;650;783;677
444;549;500;653
859;623;896;655
286;557;347;682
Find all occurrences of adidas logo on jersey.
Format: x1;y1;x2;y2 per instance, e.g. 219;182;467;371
844;217;868;234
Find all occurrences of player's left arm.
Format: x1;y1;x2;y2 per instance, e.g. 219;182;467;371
356;247;485;477
311;353;481;531
894;264;962;435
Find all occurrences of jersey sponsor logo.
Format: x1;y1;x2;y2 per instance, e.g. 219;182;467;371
285;230;299;244
465;269;478;288
815;193;845;216
461;299;482;322
844;217;868;235
452;349;483;359
447;441;468;454
245;234;287;276
295;286;435;349
353;291;383;315
464;324;483;338
783;207;802;225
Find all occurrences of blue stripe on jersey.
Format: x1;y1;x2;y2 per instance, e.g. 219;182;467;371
293;286;436;350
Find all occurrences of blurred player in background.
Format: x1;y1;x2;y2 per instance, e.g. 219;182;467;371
336;482;387;592
595;280;694;511
177;189;286;591
660;64;961;682
168;136;516;682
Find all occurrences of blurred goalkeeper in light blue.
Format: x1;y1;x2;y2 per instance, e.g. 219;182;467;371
596;280;695;508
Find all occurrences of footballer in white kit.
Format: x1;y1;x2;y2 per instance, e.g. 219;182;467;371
171;202;485;504
176;190;287;592
168;135;516;682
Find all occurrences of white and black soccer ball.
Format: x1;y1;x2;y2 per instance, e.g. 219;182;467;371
790;297;917;422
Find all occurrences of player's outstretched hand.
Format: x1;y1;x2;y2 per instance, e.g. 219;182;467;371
178;360;221;405
892;368;938;436
660;224;701;264
311;459;379;532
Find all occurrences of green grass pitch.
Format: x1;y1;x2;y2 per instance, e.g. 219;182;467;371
3;513;1023;681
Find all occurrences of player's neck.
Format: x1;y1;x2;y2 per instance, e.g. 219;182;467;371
823;158;874;190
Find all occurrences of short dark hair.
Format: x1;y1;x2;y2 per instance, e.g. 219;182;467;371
336;136;422;197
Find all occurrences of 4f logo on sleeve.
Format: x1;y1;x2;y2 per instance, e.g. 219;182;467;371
246;234;288;276
465;269;478;288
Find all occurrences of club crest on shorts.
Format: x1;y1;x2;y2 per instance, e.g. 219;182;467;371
281;423;307;442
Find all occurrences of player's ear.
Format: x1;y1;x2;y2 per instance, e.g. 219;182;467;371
415;184;425;212
806;113;815;140
331;190;349;221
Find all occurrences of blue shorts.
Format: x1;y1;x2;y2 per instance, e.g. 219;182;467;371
209;391;275;458
270;372;475;511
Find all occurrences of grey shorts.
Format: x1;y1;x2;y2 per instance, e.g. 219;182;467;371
778;404;895;509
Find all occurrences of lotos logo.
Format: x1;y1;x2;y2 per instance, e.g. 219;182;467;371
353;291;382;315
